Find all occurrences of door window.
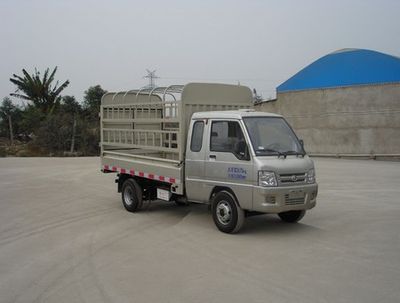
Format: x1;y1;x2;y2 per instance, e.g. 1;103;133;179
210;121;249;160
190;121;204;152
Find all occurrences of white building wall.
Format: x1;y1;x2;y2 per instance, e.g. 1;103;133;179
255;83;400;155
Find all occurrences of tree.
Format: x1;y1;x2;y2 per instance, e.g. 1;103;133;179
19;105;45;136
79;85;107;155
0;97;22;143
34;113;73;154
9;67;70;114
83;85;107;117
60;96;81;153
0;97;17;120
61;95;81;115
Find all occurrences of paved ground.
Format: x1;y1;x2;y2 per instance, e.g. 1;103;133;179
0;157;399;303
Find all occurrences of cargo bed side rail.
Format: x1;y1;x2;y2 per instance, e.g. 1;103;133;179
101;100;183;161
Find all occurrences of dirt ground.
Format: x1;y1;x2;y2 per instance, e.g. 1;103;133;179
0;157;399;303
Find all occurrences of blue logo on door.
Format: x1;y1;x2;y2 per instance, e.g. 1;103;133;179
228;167;247;179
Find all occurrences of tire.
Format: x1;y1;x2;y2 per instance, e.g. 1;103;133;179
211;191;244;233
121;179;143;212
278;210;305;223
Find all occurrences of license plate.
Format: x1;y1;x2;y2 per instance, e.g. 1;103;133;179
289;190;304;199
157;188;171;201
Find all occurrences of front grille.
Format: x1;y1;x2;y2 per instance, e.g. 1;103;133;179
284;194;305;205
278;172;306;185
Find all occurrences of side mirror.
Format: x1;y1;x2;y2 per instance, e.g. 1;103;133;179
299;139;304;148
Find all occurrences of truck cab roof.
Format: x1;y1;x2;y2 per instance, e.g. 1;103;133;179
191;109;282;120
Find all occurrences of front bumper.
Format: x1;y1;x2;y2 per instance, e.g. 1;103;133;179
252;183;318;213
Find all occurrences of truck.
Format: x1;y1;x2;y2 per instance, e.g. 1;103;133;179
100;83;318;233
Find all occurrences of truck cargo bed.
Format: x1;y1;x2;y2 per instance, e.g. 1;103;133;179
100;83;254;194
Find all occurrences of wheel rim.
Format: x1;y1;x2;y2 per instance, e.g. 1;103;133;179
216;200;232;225
123;186;134;206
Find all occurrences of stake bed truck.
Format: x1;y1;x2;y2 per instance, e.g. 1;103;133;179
101;83;318;233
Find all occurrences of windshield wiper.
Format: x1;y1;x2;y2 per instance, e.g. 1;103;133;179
281;150;305;157
256;149;305;158
255;148;286;158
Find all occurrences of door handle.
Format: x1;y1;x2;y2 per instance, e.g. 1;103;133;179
209;154;216;159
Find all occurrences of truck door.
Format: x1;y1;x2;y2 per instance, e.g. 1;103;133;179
204;120;253;210
185;120;208;202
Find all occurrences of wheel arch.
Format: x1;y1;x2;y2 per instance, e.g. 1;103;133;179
117;173;132;192
209;186;241;207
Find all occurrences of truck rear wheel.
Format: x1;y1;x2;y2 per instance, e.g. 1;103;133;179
212;191;244;233
278;210;305;223
121;179;143;212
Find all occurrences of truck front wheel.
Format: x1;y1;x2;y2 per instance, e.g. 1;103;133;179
212;191;244;233
278;210;305;223
121;179;143;212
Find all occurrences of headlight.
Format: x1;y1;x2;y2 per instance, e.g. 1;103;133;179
306;169;316;184
258;171;277;187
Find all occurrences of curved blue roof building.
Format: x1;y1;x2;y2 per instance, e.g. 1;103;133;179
277;49;400;93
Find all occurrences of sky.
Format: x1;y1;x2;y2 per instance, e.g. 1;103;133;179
1;0;400;103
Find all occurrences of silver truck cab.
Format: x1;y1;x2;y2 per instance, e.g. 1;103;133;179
185;109;318;233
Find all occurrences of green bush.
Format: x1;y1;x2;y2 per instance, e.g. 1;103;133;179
0;146;6;157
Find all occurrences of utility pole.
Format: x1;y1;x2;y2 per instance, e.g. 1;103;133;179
70;115;76;153
8;115;14;146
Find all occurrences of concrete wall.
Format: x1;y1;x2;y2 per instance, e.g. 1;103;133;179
255;83;400;155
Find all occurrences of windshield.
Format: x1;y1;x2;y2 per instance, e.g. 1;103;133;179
243;117;304;156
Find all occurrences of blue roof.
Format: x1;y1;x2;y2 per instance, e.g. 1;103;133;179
277;49;400;93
